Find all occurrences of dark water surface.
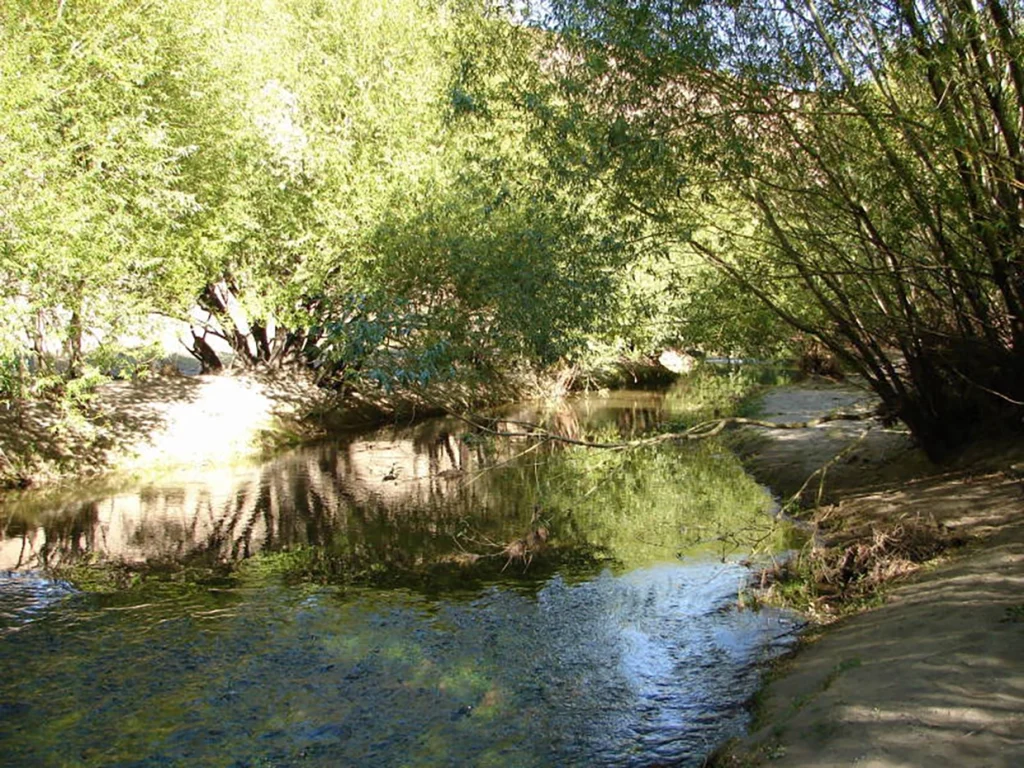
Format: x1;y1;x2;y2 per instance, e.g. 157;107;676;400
0;389;798;767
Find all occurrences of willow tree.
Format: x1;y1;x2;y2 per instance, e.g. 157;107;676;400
539;0;1024;457
0;0;323;375
307;5;632;391
0;0;230;375
1;0;634;400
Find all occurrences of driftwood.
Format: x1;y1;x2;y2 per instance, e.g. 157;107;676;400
455;411;876;451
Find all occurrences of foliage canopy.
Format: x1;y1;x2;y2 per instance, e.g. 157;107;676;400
4;0;1022;455
538;0;1024;455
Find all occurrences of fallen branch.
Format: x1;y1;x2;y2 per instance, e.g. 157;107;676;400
783;428;871;512
450;510;550;572
451;411;876;451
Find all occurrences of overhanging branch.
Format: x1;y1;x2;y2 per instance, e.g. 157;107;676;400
452;411;876;451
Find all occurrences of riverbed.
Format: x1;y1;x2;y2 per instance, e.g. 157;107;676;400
0;389;800;767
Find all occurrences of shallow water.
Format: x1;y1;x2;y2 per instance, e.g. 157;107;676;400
0;389;798;767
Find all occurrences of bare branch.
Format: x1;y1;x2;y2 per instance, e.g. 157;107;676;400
451;411;876;451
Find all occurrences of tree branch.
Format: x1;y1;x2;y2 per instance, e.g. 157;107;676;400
451;411;876;451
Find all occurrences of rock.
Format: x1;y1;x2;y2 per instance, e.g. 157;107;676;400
658;348;697;374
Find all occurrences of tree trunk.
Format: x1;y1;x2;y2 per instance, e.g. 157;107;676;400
189;332;224;373
67;308;83;379
197;278;305;370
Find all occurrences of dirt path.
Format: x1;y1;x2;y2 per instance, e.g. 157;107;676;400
720;383;1024;767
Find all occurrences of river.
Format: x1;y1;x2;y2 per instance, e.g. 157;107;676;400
0;388;800;767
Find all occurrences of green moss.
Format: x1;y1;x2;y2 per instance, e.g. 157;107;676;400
1002;604;1024;623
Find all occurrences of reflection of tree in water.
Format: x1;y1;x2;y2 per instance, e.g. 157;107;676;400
0;396;780;585
0;420;539;578
190;435;578;588
2;501;100;570
614;403;661;438
503;397;666;442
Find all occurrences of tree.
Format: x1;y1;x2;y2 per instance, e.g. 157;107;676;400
288;1;635;392
0;0;635;397
0;0;290;375
1;0;206;373
540;0;1024;457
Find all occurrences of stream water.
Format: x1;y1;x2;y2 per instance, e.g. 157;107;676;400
0;389;799;767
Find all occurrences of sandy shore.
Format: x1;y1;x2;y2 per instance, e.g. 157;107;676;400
0;371;337;486
717;383;1024;767
0;364;513;489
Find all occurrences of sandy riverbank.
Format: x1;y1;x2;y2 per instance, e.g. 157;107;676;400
0;370;348;487
717;383;1024;767
0;366;523;489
